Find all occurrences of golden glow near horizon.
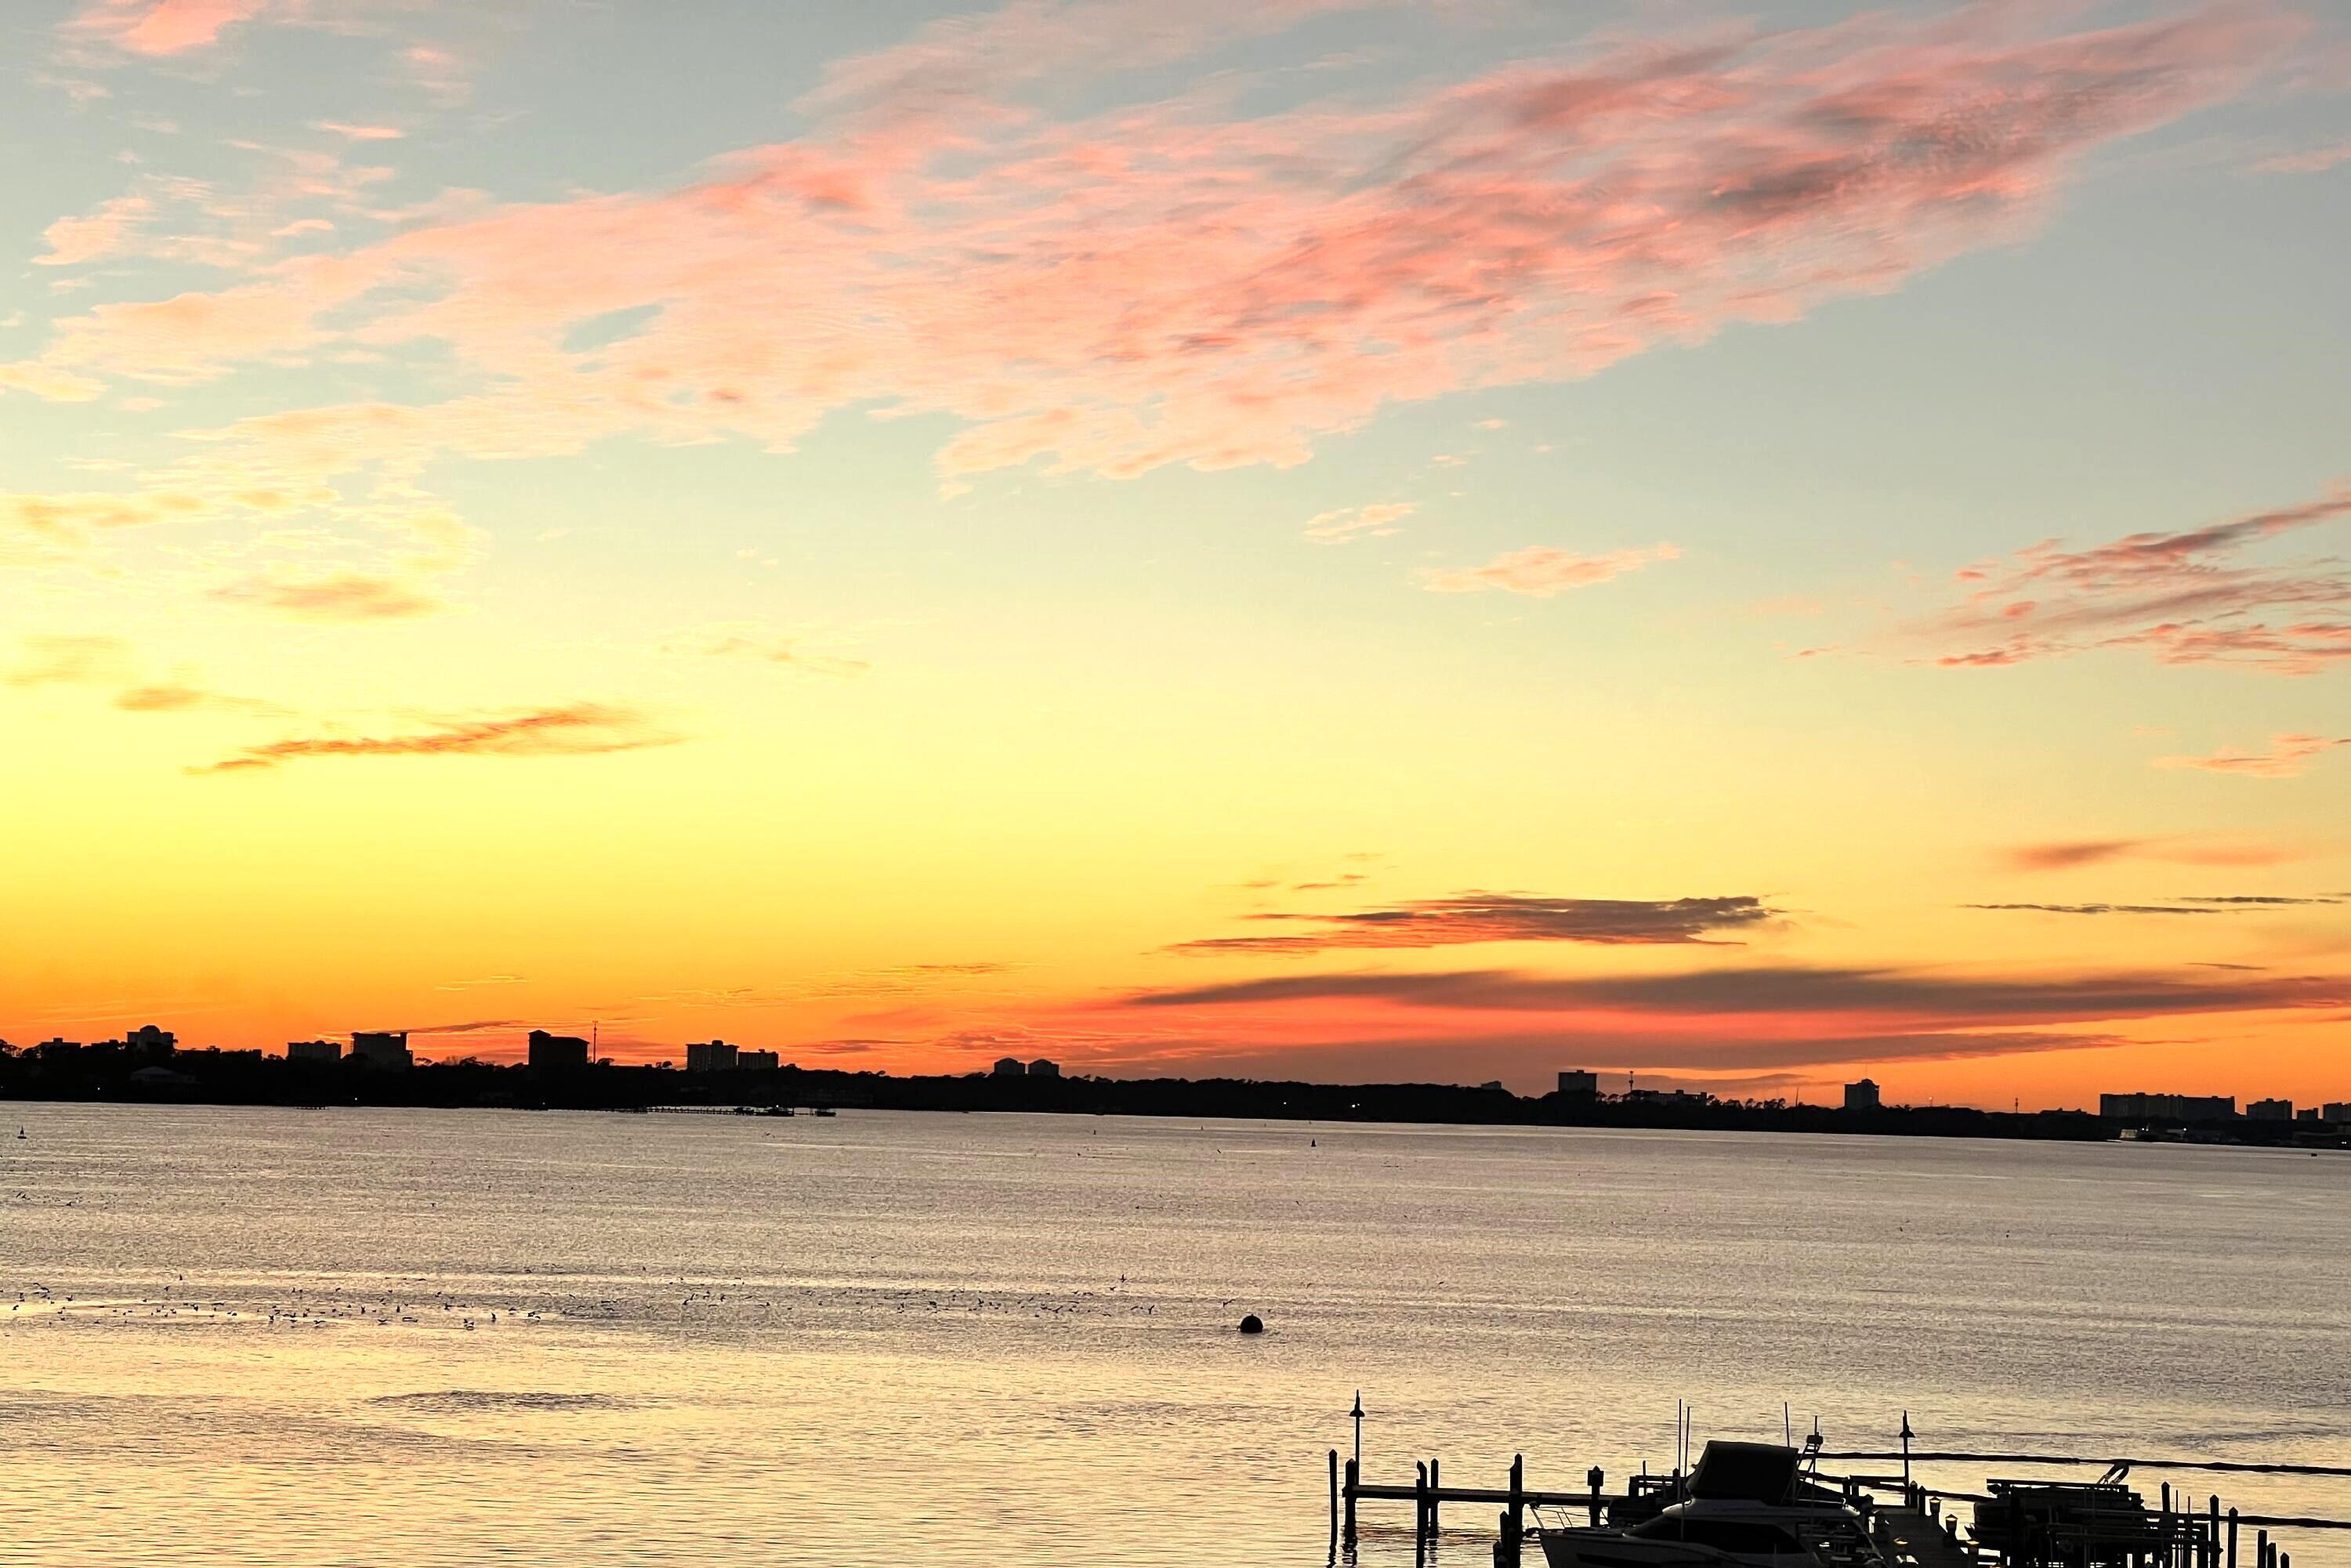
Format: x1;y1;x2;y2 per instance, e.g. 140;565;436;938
3;0;2348;1108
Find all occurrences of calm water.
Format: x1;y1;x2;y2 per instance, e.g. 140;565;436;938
2;1106;2346;1566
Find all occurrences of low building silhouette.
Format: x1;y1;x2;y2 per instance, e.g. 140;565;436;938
351;1030;411;1070
2100;1092;2236;1122
1028;1058;1060;1078
125;1023;176;1054
737;1048;780;1071
285;1039;341;1064
992;1056;1025;1077
686;1041;737;1073
2248;1098;2293;1121
527;1030;591;1070
1844;1079;1882;1113
2325;1102;2351;1124
1557;1069;1599;1098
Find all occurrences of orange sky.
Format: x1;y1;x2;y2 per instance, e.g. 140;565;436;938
3;0;2348;1109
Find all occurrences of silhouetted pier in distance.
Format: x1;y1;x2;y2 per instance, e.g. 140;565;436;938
1324;1419;2351;1568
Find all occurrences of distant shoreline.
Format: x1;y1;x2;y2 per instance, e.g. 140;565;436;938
8;1048;2345;1148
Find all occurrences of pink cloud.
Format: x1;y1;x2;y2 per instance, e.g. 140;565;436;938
2156;733;2351;777
1423;543;1678;597
799;0;1378;122
1999;837;2308;871
74;0;273;55
2255;141;2351;173
1304;502;1414;543
4;2;2301;505
210;568;443;621
1925;487;2351;675
34;195;152;267
313;121;405;142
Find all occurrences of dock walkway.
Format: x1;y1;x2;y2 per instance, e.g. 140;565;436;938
1874;1506;1979;1568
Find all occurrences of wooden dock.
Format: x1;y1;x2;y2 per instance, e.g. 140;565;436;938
1872;1505;1980;1568
1321;1428;2351;1568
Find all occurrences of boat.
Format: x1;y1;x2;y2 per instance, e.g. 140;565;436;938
1537;1443;1883;1568
1972;1467;2158;1566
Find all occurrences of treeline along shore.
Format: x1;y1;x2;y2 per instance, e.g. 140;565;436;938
0;1037;2275;1144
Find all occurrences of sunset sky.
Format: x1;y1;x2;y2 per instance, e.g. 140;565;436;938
5;0;2347;1107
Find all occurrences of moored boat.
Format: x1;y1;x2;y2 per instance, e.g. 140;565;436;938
1538;1443;1882;1568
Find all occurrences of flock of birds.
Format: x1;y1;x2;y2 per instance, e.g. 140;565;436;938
6;1271;1230;1334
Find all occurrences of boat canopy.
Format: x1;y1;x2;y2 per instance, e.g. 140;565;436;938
1688;1443;1802;1505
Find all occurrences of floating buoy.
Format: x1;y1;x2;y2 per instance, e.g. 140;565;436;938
1238;1313;1265;1334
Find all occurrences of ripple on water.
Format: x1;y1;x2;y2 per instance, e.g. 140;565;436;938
368;1390;636;1414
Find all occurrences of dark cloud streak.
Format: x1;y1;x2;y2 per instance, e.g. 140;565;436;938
194;702;680;774
1168;893;1779;955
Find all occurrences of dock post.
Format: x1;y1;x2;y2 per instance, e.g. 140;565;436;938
1330;1450;1339;1552
2225;1509;2237;1568
1344;1458;1358;1548
1502;1453;1524;1567
1588;1466;1605;1528
1417;1461;1430;1549
2256;1527;2268;1568
2208;1497;2220;1568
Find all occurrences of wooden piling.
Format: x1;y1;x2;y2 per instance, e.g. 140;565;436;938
1501;1454;1524;1567
2226;1508;2238;1568
1432;1458;1442;1533
1588;1465;1605;1528
1330;1450;1340;1550
1345;1457;1358;1546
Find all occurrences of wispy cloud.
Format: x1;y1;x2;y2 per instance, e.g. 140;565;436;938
196;702;679;773
34;194;151;266
113;681;281;715
1123;963;2351;1024
8;3;2299;502
1923;487;2351;675
2254;142;2351;174
1422;544;1676;598
4;634;134;688
1966;896;2342;916
2156;733;2351;778
643;963;1016;1009
5;633;277;715
211;569;443;621
1999;837;2308;871
1304;502;1413;544
666;625;870;676
1168;893;1779;955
